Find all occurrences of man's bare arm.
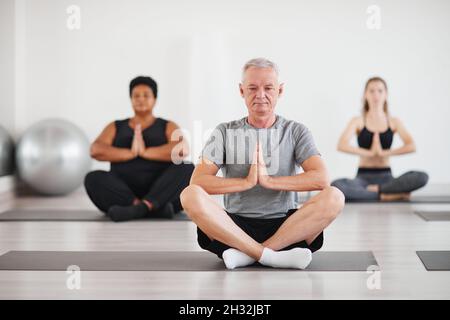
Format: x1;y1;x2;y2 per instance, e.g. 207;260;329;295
260;155;330;192
190;157;257;195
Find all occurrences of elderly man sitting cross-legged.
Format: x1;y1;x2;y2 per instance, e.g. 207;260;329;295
180;58;345;270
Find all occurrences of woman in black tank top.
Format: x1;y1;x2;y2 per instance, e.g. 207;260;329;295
84;76;194;221
331;77;428;202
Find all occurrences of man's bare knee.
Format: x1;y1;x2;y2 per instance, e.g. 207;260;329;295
321;186;345;220
326;187;345;220
180;184;206;212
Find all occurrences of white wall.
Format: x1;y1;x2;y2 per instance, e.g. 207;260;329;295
0;0;15;134
10;0;450;182
0;0;16;189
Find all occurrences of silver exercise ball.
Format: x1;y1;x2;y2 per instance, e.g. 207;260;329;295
0;125;14;176
16;119;92;195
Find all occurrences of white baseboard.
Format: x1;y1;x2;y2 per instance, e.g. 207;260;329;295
413;183;450;196
0;175;15;211
0;175;15;193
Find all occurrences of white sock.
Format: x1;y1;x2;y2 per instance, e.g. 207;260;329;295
222;248;256;270
258;247;312;269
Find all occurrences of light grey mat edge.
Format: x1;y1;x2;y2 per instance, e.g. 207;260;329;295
416;251;450;271
347;195;450;204
0;209;190;221
414;211;450;222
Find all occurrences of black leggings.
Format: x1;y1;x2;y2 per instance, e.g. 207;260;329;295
84;163;194;213
332;168;429;201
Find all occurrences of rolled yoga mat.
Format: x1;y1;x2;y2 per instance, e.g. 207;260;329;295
0;209;190;221
414;211;450;222
416;251;450;271
0;251;377;272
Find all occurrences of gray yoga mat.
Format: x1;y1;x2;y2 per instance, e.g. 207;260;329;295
0;251;377;271
415;211;450;222
416;251;450;271
347;195;450;204
0;209;191;221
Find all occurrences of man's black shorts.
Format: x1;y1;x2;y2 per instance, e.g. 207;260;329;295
197;208;324;258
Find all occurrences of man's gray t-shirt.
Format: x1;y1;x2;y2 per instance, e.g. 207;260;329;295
200;114;321;219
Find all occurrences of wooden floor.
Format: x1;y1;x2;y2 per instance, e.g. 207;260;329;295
0;189;450;299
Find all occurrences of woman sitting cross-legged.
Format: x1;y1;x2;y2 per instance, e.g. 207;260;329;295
84;76;194;221
332;77;428;202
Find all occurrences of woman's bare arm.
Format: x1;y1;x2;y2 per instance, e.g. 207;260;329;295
337;116;375;157
90;122;136;162
382;117;416;156
139;121;190;162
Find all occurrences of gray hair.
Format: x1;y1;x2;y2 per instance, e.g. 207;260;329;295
242;58;279;82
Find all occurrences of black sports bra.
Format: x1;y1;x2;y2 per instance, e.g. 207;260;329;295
110;117;171;175
357;116;394;150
